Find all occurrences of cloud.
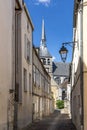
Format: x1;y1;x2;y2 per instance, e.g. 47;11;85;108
52;56;56;61
37;0;50;3
35;0;51;6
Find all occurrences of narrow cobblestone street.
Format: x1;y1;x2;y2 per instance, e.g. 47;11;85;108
21;110;76;130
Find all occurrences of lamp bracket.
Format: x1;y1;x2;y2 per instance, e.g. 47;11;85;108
62;41;77;47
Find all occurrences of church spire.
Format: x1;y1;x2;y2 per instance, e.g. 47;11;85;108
40;19;46;47
39;19;52;58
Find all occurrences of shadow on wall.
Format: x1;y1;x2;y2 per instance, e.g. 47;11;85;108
71;57;87;130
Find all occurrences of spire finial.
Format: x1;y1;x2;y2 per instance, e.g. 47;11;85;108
40;19;46;47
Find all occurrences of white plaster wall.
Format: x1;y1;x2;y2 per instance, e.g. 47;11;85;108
0;0;13;129
67;84;71;101
58;87;62;100
32;48;52;120
71;78;81;130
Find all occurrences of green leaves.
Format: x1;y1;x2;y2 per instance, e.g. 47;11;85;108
56;100;64;109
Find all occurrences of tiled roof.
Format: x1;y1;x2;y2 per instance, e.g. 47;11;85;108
53;62;70;77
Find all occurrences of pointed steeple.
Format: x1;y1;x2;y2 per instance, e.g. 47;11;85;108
39;19;52;58
40;19;46;47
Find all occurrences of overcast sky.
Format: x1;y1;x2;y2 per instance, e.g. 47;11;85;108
24;0;74;63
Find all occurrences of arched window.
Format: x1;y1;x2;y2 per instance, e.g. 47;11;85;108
48;59;50;65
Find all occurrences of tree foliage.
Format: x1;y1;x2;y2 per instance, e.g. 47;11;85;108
56;100;64;109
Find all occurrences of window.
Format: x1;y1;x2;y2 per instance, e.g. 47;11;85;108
24;34;27;59
33;65;36;84
40;73;41;88
27;39;30;63
24;68;27;92
36;68;40;86
44;81;48;93
48;59;50;65
43;58;46;65
27;21;30;32
24;34;30;63
62;90;65;94
29;73;32;93
48;83;50;93
41;74;44;88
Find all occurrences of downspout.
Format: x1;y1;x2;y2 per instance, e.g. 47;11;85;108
79;0;83;130
11;0;17;130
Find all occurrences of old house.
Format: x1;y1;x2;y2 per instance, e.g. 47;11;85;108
32;46;53;121
71;0;87;130
16;3;34;129
0;0;34;129
0;0;23;129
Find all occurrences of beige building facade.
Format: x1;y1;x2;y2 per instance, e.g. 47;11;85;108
0;0;17;129
51;78;59;108
17;3;34;129
32;47;54;121
0;0;56;130
71;0;87;130
0;0;34;129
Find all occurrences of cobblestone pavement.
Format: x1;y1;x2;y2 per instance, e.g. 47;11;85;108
21;110;76;130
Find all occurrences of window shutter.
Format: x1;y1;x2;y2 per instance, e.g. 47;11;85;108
24;34;27;59
24;68;27;92
29;73;32;93
27;39;30;63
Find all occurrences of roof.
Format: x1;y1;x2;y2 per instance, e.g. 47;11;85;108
39;46;52;58
33;46;51;79
53;62;70;77
24;3;34;30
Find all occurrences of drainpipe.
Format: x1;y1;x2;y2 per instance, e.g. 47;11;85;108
11;0;18;130
79;0;83;130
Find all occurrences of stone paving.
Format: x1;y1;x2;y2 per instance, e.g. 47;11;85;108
21;110;77;130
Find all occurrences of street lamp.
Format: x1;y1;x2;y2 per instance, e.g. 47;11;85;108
59;41;77;62
59;45;68;62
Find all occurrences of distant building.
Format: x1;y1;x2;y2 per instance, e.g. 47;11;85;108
36;19;70;108
53;62;70;100
38;20;59;108
39;20;53;76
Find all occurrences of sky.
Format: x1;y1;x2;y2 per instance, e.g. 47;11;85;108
24;0;74;63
